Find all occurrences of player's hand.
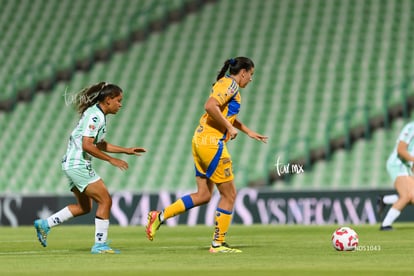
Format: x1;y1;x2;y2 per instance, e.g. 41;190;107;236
248;131;268;143
109;157;129;171
125;147;147;156
227;126;238;140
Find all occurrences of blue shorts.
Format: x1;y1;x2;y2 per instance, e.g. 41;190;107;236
63;166;101;192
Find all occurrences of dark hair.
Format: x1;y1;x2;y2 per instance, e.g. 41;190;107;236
216;57;255;81
75;82;122;114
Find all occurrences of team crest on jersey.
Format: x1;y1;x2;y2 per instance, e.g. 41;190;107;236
89;124;96;130
227;86;237;95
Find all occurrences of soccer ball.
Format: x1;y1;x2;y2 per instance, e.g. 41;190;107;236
331;226;359;251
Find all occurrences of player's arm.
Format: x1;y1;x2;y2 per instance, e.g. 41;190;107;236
233;118;268;143
205;97;238;139
397;141;414;162
82;136;128;170
96;140;146;156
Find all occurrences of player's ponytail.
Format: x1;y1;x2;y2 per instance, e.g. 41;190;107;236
216;59;233;81
216;57;255;81
75;82;122;114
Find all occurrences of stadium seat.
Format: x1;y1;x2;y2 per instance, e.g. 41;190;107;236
1;0;414;194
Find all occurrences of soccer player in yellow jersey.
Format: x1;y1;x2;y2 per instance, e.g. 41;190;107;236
146;57;268;253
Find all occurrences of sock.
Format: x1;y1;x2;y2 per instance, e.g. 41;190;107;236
162;195;194;221
46;207;74;227
212;208;232;246
382;207;401;227
383;194;399;205
95;218;109;244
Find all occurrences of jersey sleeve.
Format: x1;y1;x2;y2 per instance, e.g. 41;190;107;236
82;113;102;138
210;79;239;106
398;123;414;144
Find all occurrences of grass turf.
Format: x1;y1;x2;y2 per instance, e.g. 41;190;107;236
0;223;413;275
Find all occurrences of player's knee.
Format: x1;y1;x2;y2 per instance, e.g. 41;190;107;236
399;194;411;205
100;194;112;209
407;192;414;204
97;192;112;207
81;202;92;214
81;207;91;215
75;204;91;216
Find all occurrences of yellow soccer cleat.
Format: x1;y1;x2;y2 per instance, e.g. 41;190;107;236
146;211;162;241
209;242;242;253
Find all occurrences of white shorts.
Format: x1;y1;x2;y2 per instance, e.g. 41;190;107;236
386;161;412;183
63;166;101;192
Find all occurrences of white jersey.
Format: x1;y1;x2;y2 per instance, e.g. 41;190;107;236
387;122;414;169
62;104;106;170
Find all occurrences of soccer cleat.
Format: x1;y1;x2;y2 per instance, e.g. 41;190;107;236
209;242;242;253
91;242;120;254
34;219;50;247
376;195;386;217
380;225;393;231
146;211;162;241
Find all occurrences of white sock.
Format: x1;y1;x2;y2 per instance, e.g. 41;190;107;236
382;207;401;227
47;207;74;227
95;218;109;244
383;194;399;204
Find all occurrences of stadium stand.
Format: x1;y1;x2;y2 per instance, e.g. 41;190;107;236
0;0;198;110
281;118;407;191
0;0;414;194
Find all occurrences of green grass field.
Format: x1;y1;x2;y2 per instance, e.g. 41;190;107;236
0;223;413;275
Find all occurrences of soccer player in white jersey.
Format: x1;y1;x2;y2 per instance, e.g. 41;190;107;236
379;121;414;230
34;82;146;253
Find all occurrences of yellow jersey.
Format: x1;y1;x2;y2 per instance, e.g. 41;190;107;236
194;75;241;143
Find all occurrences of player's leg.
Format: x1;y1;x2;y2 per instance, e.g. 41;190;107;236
379;161;401;210
382;194;399;204
83;179;118;254
209;179;241;253
381;176;413;230
34;205;74;247
146;176;215;241
146;138;217;241
212;179;236;244
376;194;399;217
68;187;93;216
162;176;214;220
34;171;92;247
203;143;240;252
38;187;91;228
